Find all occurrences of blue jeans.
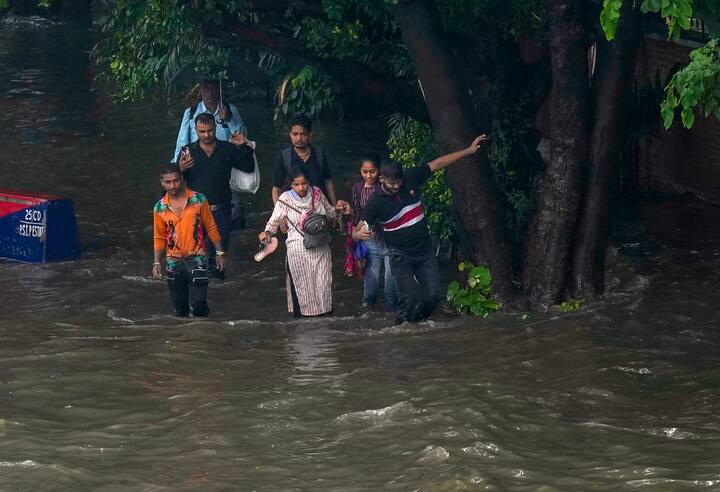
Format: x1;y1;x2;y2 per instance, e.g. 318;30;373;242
363;240;398;311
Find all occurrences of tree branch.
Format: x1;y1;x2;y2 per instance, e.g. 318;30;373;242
200;18;430;122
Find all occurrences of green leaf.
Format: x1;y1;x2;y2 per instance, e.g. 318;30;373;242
447;281;460;300
600;0;623;40
470;266;492;289
641;0;661;13
681;107;696;128
661;102;676;128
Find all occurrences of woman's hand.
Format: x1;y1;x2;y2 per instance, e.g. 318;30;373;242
335;199;352;215
259;231;270;242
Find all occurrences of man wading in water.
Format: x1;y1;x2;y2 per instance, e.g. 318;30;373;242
177;112;254;279
153;163;226;317
354;134;488;324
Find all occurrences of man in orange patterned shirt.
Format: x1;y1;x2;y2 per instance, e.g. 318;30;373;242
153;163;225;317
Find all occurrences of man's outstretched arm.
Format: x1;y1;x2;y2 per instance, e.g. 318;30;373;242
428;135;488;173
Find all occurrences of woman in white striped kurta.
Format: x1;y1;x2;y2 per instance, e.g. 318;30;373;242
260;173;341;317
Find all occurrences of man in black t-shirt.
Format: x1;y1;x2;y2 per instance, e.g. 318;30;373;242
271;114;337;205
177;112;255;278
356;135;488;324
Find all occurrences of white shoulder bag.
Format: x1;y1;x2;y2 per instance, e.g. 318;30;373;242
230;139;260;194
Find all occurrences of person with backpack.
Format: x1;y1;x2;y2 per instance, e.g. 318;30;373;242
271;114;337;207
171;78;248;163
171;78;252;228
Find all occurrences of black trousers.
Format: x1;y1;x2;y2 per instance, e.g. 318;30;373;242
166;261;209;317
388;246;441;323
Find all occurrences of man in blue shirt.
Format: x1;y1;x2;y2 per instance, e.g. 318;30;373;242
172;78;250;228
172;78;248;162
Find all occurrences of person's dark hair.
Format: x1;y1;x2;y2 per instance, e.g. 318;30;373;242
359;153;381;169
379;161;403;181
194;112;216;127
200;77;219;87
288;164;310;182
160;162;182;177
287;113;312;132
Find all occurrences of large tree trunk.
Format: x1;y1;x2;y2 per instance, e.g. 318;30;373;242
394;0;515;303
569;1;643;295
522;0;590;311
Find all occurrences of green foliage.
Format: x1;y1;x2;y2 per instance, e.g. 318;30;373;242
447;262;500;316
387;118;456;242
98;0;232;100
440;0;543;40
601;0;694;41
274;65;341;120
601;0;720;130
600;0;624;40
0;0;7;8
661;38;720;128
558;298;585;312
488;98;538;246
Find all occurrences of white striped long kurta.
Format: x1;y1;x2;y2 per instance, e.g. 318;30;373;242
264;188;338;316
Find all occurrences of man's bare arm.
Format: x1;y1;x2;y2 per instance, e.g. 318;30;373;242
428;135;488;173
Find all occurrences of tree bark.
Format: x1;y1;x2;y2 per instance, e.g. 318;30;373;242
394;0;515;303
569;1;642;295
522;0;590;310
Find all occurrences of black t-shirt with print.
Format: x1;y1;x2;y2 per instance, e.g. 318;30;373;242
363;164;432;256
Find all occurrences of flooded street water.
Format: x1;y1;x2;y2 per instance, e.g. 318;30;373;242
2;23;720;491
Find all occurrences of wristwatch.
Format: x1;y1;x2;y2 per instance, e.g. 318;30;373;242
216;251;226;257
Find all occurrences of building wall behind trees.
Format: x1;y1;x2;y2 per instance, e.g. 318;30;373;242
636;36;720;204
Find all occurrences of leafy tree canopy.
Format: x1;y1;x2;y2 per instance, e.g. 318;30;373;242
97;0;542;119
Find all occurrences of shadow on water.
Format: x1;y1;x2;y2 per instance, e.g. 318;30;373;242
2;23;720;491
